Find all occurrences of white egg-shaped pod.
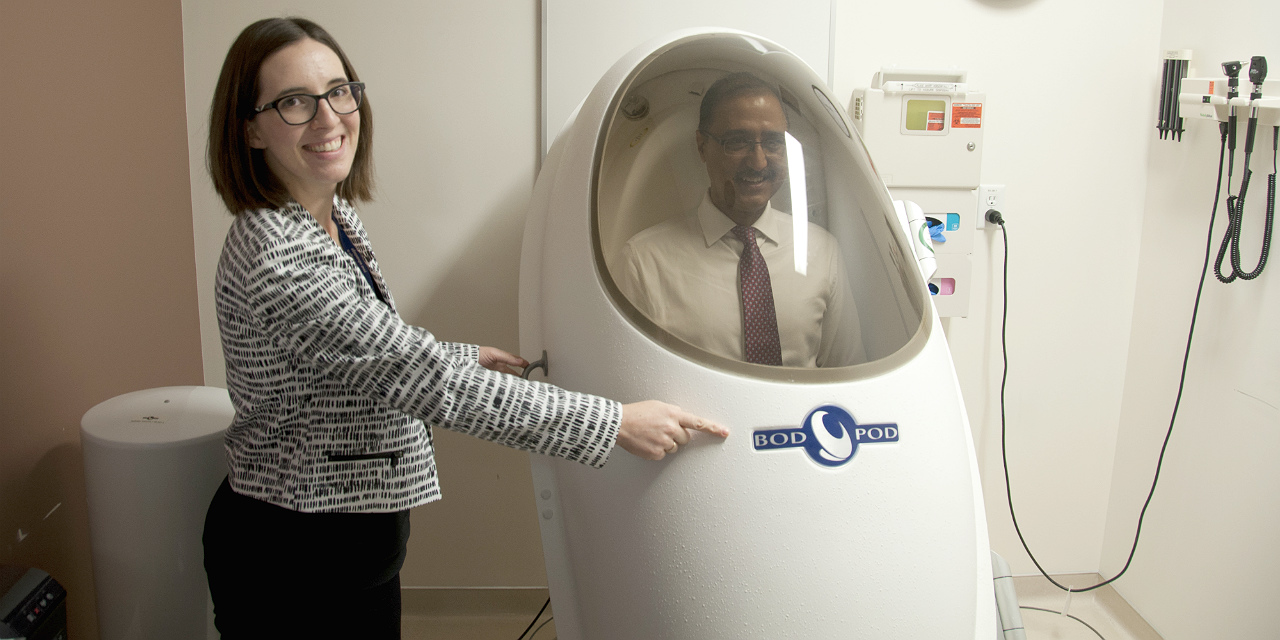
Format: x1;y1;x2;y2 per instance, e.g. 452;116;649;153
520;28;995;639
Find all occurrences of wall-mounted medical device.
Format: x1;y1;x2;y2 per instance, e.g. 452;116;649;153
1157;50;1192;140
850;68;986;317
1178;56;1276;282
1179;65;1279;128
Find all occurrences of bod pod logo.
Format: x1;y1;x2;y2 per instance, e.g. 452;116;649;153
753;404;899;467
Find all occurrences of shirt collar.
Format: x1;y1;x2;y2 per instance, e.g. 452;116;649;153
696;192;785;248
330;195;354;227
279;196;350;228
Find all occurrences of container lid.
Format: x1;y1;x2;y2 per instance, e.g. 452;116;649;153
80;386;233;447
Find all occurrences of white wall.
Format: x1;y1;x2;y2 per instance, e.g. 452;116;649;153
543;0;832;155
1102;1;1279;638
833;0;1163;576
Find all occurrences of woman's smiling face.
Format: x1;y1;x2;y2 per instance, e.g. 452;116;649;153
246;37;359;210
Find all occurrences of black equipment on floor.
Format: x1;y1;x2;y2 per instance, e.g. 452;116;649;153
0;566;67;640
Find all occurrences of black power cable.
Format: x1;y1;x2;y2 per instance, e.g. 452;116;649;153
516;597;551;640
989;128;1228;592
528;616;556;639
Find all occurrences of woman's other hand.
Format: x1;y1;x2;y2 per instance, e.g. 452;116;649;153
618;401;729;460
478;347;528;375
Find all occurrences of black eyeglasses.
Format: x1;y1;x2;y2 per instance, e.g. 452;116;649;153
699;129;787;157
253;82;365;125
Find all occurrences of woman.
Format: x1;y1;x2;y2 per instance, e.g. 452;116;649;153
201;17;727;639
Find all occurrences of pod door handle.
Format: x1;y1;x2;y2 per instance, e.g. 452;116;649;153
522;350;549;380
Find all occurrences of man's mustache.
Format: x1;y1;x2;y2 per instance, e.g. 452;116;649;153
734;167;782;182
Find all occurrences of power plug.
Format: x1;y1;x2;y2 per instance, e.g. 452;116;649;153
978;184;1005;229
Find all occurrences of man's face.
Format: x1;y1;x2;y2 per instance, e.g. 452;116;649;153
697;90;788;226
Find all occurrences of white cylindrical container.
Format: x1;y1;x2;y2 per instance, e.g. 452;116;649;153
81;386;231;640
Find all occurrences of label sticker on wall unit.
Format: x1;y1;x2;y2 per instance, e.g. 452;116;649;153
752;404;899;468
952;103;983;128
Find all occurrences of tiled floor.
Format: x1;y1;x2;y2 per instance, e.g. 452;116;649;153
401;588;555;640
1014;574;1163;640
401;614;556;640
402;575;1163;639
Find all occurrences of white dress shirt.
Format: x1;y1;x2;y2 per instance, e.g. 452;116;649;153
616;194;865;367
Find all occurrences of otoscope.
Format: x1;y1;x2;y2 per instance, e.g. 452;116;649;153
1244;56;1267;157
1223;61;1242;174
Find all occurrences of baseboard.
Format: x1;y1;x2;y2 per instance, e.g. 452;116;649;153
1012;573;1163;640
400;587;550;617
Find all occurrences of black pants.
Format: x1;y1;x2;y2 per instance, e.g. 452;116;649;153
203;478;411;639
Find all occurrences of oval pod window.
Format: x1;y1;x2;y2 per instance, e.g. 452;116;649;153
593;33;929;382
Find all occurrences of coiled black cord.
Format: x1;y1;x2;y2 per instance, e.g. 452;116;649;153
1214;124;1276;282
990;127;1227;592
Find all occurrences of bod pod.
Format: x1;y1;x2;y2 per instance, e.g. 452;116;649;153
520;29;996;639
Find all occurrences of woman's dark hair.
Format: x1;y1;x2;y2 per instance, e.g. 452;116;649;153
208;17;374;215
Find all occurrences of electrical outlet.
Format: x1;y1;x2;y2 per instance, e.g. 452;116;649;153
977;184;1005;229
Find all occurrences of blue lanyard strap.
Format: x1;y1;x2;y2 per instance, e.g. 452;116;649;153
336;223;389;306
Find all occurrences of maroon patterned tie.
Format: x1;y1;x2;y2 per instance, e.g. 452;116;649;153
732;225;782;365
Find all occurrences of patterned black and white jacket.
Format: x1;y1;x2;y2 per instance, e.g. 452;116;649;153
215;199;620;513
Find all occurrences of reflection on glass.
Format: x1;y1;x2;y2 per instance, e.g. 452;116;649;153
613;72;865;368
785;131;808;277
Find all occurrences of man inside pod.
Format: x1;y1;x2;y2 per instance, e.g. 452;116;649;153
616;72;866;368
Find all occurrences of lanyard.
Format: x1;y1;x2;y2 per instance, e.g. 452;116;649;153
336;223;389;306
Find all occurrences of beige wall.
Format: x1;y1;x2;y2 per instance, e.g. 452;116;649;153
0;0;205;638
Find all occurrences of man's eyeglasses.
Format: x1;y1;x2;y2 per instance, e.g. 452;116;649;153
253;82;365;125
699;130;787;157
